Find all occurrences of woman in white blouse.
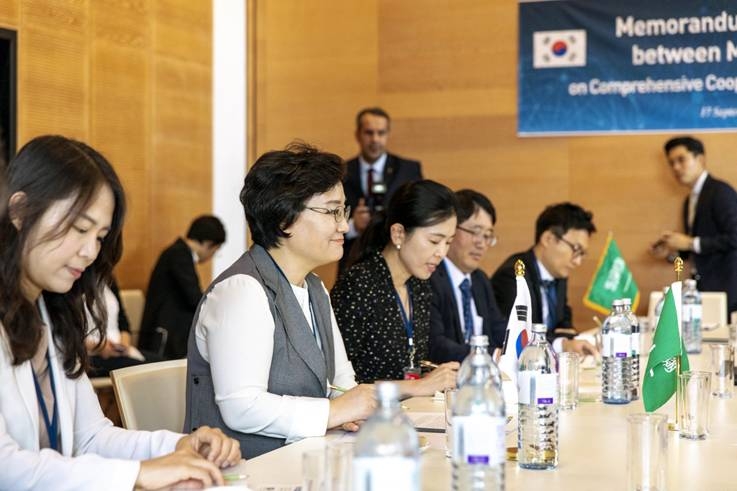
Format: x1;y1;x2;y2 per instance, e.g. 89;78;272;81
0;135;240;490
185;142;375;459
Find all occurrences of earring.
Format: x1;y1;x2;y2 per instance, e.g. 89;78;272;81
395;243;401;251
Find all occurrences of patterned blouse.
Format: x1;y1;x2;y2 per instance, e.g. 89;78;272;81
331;251;432;383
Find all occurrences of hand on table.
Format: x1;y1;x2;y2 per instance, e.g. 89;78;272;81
135;447;222;490
562;338;598;356
328;384;376;430
176;426;241;469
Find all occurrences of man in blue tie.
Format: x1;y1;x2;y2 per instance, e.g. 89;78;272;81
492;203;597;355
429;189;507;363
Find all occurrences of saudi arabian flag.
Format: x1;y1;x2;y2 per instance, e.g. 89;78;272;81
642;281;690;412
583;233;639;315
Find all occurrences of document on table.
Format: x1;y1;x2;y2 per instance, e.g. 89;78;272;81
405;411;446;433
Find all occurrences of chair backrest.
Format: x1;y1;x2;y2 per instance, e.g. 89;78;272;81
646;289;727;328
111;359;187;432
120;289;145;346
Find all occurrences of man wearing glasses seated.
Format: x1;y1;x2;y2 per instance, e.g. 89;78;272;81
428;189;507;363
492;202;598;355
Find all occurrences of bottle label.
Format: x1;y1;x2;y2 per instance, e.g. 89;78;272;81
683;304;702;324
352;457;419;491
518;372;557;405
602;333;630;358
631;332;640;355
451;415;506;466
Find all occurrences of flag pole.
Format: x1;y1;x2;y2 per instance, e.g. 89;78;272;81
670;257;684;431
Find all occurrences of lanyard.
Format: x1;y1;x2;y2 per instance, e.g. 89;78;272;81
31;350;60;452
393;284;415;366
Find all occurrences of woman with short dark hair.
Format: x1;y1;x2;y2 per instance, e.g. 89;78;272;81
185;142;374;459
0;135;240;490
332;180;460;392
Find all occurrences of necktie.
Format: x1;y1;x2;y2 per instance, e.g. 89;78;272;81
542;279;558;329
366;167;375;198
459;278;474;343
688;191;698;232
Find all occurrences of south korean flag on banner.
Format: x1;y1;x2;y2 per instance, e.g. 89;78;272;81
533;29;586;68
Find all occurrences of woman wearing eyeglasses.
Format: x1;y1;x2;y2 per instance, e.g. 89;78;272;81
185;143;375;459
331;180;460;393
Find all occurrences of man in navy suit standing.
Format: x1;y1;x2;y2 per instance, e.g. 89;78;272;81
429;189;507;363
652;136;737;315
339;107;422;274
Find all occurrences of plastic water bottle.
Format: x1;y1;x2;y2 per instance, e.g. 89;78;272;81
457;335;502;389
601;299;632;404
452;337;506;490
682;279;703;354
652;287;669;328
621;298;640;400
352;382;420;491
518;323;558;470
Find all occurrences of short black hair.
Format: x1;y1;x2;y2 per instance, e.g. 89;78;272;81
664;136;704;157
534;202;596;244
187;215;226;245
455;189;496;225
356;107;391;131
240;141;344;249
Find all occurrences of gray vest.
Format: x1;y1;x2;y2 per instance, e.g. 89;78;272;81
183;245;336;458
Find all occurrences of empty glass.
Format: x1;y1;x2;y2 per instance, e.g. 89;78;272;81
301;448;325;491
325;441;353;491
627;413;668;491
444;388;456;458
678;371;711;440
558;352;580;410
710;343;734;398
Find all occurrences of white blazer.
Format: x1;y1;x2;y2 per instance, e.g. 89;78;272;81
0;297;182;491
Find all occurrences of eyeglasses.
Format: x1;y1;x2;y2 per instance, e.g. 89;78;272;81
556;235;587;259
457;225;497;247
306;205;351;223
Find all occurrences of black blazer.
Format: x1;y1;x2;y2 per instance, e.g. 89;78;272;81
429;262;507;363
683;174;737;313
491;249;573;343
339;153;422;274
139;238;202;358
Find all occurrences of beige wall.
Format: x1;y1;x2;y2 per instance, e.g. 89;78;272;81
251;0;737;327
0;0;213;290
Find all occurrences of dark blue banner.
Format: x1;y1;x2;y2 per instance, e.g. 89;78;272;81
518;0;737;135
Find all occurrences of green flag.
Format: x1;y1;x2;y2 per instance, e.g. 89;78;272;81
583;233;640;315
642;281;690;412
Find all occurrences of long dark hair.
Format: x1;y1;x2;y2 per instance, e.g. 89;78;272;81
355;179;458;264
0;135;126;378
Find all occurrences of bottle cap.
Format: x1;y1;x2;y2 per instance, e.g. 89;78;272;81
612;299;625;308
375;381;400;402
531;323;547;334
685;278;697;287
469;335;489;347
621;298;632;306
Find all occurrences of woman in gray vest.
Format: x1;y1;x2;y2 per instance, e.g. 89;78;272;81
332;180;461;389
185;142;375;459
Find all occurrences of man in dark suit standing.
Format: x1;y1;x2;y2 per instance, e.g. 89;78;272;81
339;107;422;274
492;203;597;355
139;215;226;359
429;189;507;363
652;136;737;314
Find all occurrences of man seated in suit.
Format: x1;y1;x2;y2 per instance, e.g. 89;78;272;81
339;107;422;274
492;203;597;355
429;189;507;363
651;136;737;315
139;215;226;359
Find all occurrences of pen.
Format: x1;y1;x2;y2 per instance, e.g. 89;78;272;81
420;360;439;369
329;383;349;393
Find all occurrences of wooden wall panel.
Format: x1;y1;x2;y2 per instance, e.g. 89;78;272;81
6;0;213;291
252;0;737;327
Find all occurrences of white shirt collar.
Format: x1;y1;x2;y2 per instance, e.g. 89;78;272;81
692;170;708;195
191;250;199;264
536;257;555;282
443;257;471;288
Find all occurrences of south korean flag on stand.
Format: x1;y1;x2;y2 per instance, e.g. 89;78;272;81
533;29;587;68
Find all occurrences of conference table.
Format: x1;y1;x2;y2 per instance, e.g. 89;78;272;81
240;339;737;490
